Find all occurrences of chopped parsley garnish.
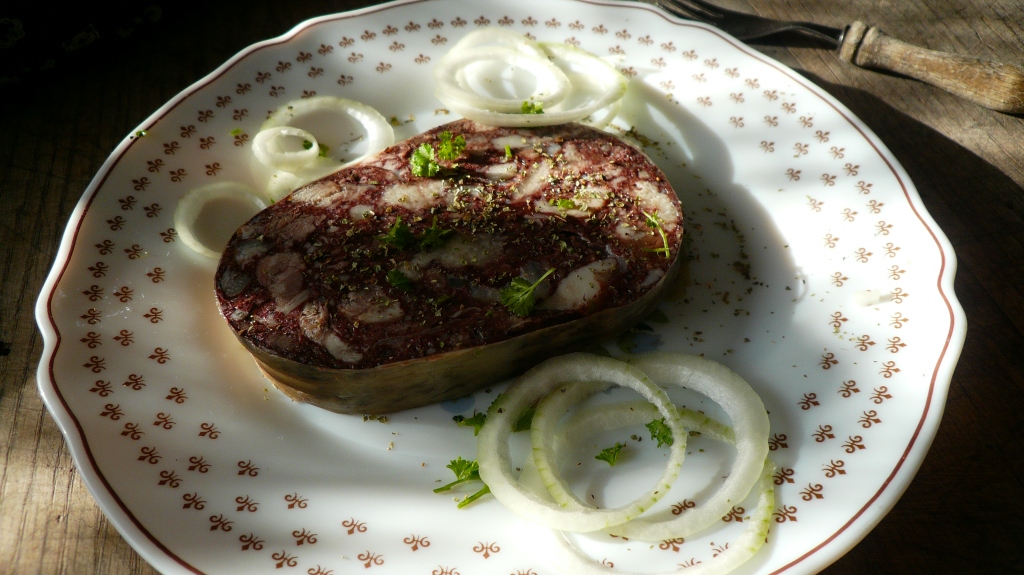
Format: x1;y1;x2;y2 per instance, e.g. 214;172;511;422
550;198;578;211
646;418;674;448
504;144;513;159
512;405;535;432
378;216;417;250
596;442;625;466
411;131;466;177
419;216;454;250
453;412;487;435
300;139;331;158
521;100;544;114
642;210;671;258
433;456;490;508
500;267;555;317
411;143;439;177
437;130;466;161
386;269;413;291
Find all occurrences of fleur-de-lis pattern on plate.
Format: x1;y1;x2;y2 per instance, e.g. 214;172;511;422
36;2;962;574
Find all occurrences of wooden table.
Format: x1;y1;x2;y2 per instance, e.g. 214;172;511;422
2;0;1021;572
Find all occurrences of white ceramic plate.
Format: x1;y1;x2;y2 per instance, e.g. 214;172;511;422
35;1;966;573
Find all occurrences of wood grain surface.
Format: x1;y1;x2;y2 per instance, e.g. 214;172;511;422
2;0;1022;573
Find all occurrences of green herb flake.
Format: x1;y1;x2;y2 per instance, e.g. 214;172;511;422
452;412;487;435
230;128;242;136
512;406;535;432
642;210;672;258
500;267;555;317
411;143;439;177
302;139;314;150
504;144;513;159
419;216;454;251
386;269;413;291
433;456;490;508
378;216;416;250
521;100;544;114
596;442;625;466
437;130;466;161
646;418;674;448
550;198;578;211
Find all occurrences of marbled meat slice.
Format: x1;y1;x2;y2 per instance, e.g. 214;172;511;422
215;119;683;413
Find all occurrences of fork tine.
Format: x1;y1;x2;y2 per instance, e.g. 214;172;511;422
654;0;843;45
660;0;735;21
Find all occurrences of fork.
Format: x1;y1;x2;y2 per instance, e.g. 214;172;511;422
648;0;1024;113
657;0;845;45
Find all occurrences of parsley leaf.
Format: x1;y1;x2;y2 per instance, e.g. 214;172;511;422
411;143;439;177
512;405;535;432
646;418;674;448
411;131;466;177
419;216;454;251
437;130;466;161
377;217;416;250
596;442;625;466
452;412;487;435
550;198;578;211
386;269;413;291
521;100;544;114
642;210;671;258
500;268;555;317
433;456;491;508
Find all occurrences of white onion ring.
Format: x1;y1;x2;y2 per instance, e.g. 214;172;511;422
529;354;768;539
435;46;572;114
438;40;627;127
476;353;687;533
447;27;549;59
544;460;776;575
173;182;267;258
518;397;773;574
260;95;394;163
609;352;770;539
252;126;322;172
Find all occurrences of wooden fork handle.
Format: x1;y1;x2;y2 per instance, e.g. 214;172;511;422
838;20;1024;113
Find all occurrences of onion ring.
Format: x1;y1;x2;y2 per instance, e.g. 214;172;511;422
251;126;322;172
434;46;572;114
438;40;627;127
519;396;773;574
173;182;267;258
476;353;687;533
260;95;394;163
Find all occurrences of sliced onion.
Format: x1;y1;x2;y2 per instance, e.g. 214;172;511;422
543;460;776;575
260;95;394;163
476;353;687;533
610;352;770;539
435;46;572;114
173;182;267;258
528;353;768;539
447;27;549;59
252;126;322;172
518;396;773;574
529;380;688;515
438;41;627;127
